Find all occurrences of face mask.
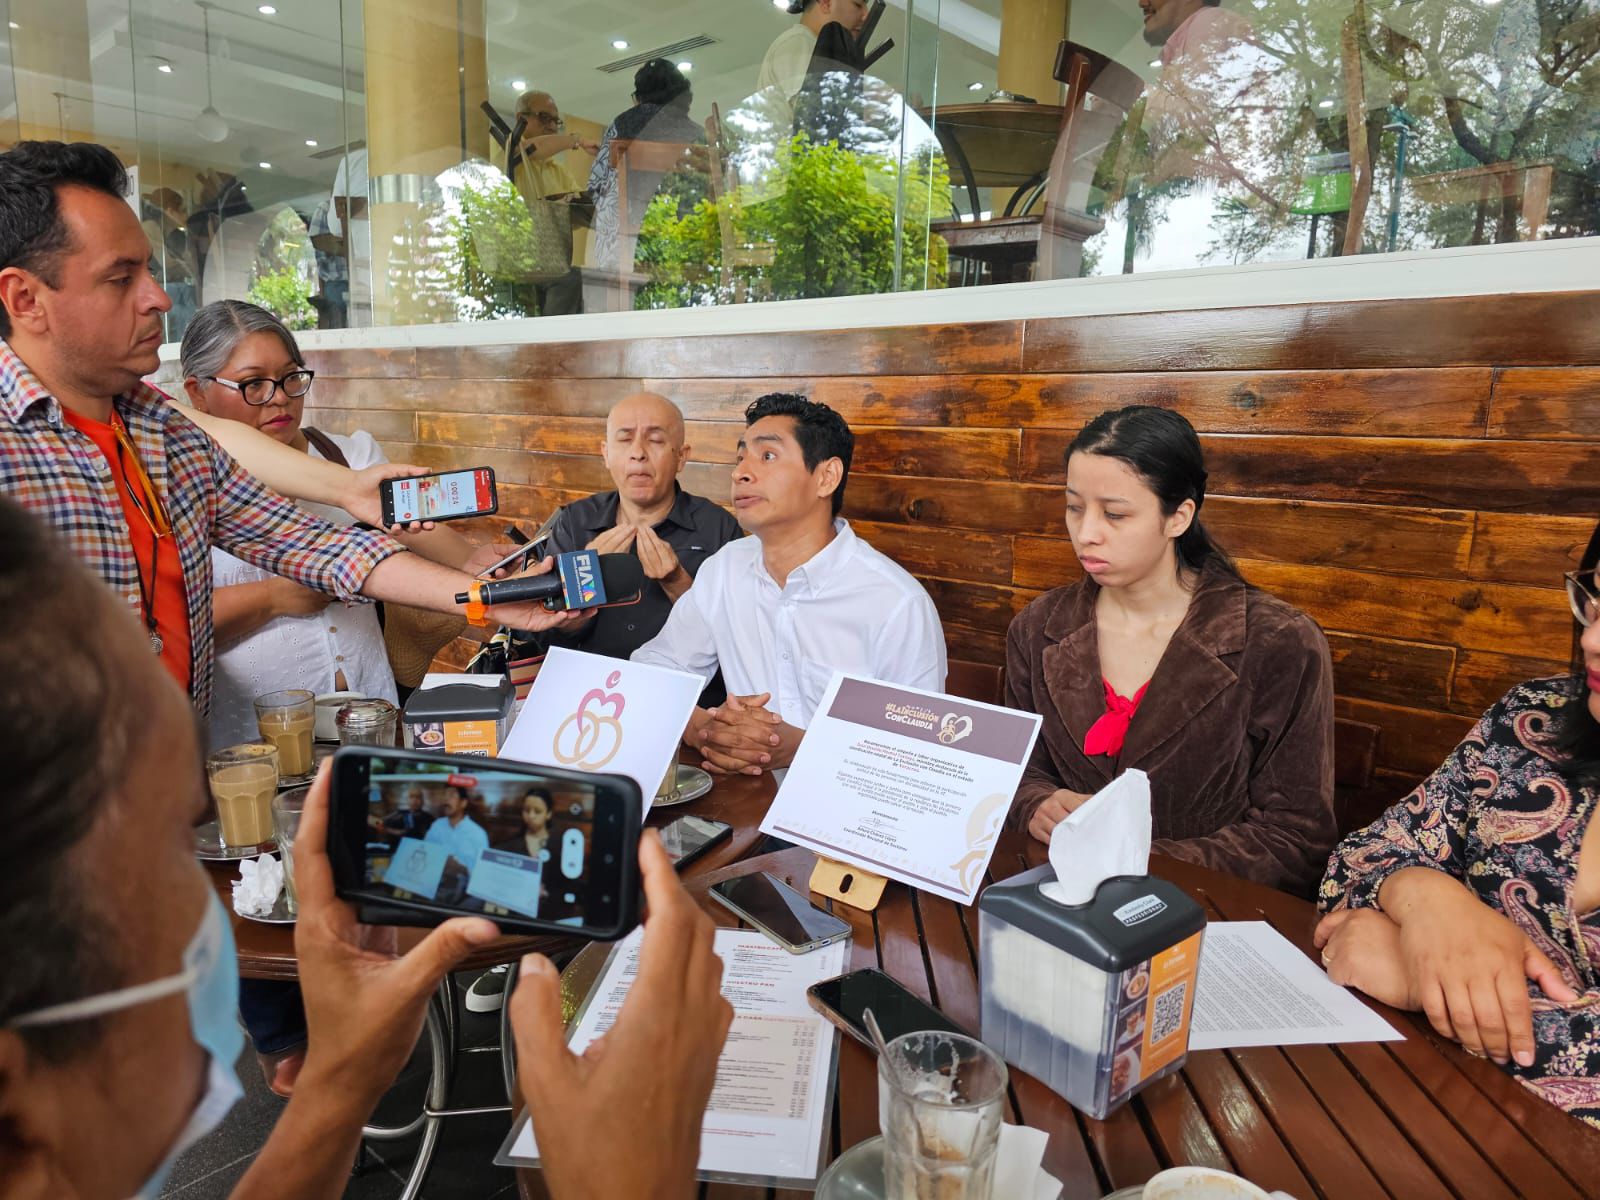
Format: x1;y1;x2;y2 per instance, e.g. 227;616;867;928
9;893;245;1199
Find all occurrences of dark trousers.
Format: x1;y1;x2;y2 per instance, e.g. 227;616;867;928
239;977;307;1055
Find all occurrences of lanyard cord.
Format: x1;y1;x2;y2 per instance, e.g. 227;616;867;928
110;417;169;653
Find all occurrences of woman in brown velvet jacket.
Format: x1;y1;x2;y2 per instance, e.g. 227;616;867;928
1005;406;1336;894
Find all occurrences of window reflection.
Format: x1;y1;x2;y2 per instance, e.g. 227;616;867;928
0;0;1592;333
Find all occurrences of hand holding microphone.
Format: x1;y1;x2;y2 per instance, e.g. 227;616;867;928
457;550;646;627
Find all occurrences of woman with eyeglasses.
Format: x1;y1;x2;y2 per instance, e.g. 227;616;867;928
181;300;407;753
1317;522;1600;1127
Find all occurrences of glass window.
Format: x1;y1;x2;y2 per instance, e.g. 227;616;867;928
1;0;1594;334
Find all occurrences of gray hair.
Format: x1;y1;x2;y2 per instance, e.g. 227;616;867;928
179;299;304;381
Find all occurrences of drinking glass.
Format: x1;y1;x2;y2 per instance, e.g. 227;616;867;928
207;742;280;851
877;1030;1008;1200
255;689;317;783
272;786;310;916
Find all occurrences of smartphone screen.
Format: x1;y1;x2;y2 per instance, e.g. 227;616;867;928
711;872;851;950
808;969;968;1046
383;468;497;523
659;815;731;868
330;747;639;939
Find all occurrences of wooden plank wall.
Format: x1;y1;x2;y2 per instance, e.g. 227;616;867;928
301;290;1600;799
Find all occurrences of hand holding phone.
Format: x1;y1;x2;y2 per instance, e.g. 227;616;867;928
710;871;851;954
379;466;498;526
328;746;641;940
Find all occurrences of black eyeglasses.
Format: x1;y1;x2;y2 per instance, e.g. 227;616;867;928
1566;569;1599;628
206;369;315;406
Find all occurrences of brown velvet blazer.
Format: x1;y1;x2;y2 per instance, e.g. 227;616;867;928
1005;562;1337;895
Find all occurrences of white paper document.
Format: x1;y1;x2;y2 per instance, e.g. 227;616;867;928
502;928;847;1183
1189;921;1404;1051
760;674;1042;904
496;647;703;814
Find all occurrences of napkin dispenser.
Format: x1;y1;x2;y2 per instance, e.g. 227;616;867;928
979;866;1205;1119
403;675;514;756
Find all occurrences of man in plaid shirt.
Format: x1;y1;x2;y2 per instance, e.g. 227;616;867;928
0;141;579;716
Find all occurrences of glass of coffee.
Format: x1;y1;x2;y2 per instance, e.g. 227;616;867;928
207;743;281;852
877;1030;1007;1200
272;786;310;916
255;689;317;783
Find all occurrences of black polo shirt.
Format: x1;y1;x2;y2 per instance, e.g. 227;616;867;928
543;486;741;697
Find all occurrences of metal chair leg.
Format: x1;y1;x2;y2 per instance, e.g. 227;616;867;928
394;985;451;1200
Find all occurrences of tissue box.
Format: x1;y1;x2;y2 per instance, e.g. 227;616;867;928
979;867;1205;1119
403;676;514;757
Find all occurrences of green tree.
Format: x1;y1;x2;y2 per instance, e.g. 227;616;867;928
246;265;315;330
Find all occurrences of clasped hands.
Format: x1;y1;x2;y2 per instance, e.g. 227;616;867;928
1313;868;1581;1069
588;523;692;600
687;692;801;776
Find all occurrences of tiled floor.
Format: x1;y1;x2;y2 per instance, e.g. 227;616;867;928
162;971;520;1199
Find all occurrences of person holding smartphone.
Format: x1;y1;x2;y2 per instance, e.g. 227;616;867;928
0;494;732;1200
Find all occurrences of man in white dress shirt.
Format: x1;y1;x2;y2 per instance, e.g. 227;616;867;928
755;0;872;133
633;393;945;775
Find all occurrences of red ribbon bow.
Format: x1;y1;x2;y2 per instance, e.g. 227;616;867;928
1083;679;1148;758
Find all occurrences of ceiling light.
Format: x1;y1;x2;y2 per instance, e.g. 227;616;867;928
611;38;628;49
967;81;984;91
772;0;786;8
1317;98;1334;109
304;138;318;146
257;3;276;12
258;161;272;169
8;19;18;28
1148;58;1161;68
150;55;174;73
511;77;526;90
677;60;692;72
196;6;229;143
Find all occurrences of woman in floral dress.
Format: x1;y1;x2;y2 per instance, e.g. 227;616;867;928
1318;527;1600;1125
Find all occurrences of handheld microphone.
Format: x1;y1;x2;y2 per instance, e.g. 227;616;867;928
456;550;646;625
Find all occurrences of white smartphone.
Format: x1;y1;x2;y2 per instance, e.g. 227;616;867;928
710;871;852;954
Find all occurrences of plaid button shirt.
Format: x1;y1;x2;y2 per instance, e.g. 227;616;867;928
0;338;402;717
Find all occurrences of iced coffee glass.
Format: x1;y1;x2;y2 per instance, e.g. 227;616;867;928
877;1030;1007;1200
255;689;316;783
272;786;310;916
207;743;280;852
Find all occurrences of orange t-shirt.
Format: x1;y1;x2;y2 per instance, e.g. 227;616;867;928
64;408;193;691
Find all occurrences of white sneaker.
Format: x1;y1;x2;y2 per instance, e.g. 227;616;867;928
465;963;512;1013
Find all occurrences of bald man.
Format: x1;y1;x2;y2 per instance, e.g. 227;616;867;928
542;393;740;686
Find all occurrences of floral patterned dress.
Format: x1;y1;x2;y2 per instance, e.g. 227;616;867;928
1319;676;1600;1126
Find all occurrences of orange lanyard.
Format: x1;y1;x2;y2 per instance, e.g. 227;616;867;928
110;416;171;656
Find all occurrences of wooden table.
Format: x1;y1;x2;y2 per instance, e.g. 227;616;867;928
519;831;1600;1200
916;102;1065;216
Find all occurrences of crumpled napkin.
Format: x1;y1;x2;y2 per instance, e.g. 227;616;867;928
995;1123;1062;1199
233;853;284;917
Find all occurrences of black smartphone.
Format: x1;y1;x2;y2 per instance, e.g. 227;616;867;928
659;815;732;872
328;746;641;940
807;968;969;1050
710;871;852;954
379;467;498;525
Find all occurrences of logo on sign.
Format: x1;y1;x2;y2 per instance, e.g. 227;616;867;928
938;713;974;745
1113;895;1168;926
553;669;626;769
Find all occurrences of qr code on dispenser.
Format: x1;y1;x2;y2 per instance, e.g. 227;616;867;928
1150;982;1188;1044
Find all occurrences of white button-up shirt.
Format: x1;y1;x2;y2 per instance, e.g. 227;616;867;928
207;429;398;749
633;519;946;727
